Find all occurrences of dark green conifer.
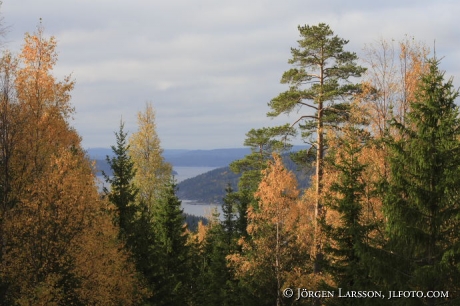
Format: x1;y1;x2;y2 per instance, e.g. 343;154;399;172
321;125;378;306
221;183;237;244
151;180;189;306
382;58;460;305
103;120;138;242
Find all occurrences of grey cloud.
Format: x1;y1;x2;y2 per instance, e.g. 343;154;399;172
2;0;459;149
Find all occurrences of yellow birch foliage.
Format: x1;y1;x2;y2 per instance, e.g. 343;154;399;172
2;149;144;305
359;37;429;183
11;25;79;201
228;154;311;303
129;102;172;210
0;51;19;212
0;27;144;304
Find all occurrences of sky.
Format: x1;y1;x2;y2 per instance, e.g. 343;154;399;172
2;0;460;150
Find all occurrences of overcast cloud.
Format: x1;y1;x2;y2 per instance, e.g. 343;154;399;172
2;0;459;149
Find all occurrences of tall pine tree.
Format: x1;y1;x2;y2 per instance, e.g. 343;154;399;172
268;23;366;273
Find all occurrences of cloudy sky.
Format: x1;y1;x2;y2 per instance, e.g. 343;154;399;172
2;0;459;149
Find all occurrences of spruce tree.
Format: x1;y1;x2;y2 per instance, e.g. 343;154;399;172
382;58;460;305
321;125;378;306
221;183;237;245
151;180;189;306
194;216;242;306
103;120;138;242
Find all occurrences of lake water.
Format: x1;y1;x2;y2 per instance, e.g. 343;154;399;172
97;166;223;218
181;200;222;218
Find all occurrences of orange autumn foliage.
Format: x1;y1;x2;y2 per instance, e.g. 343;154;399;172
228;154;311;305
0;26;145;304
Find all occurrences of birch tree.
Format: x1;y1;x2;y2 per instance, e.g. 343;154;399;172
229;154;307;306
129;102;172;211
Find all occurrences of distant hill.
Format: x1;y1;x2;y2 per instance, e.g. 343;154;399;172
93;159;112;176
177;155;312;204
176;167;241;204
86;148;114;160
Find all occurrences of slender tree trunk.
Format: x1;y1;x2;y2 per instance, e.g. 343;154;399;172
314;104;323;275
276;219;281;306
314;60;325;275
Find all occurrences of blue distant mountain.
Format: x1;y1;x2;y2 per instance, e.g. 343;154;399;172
87;146;309;168
87;147;252;168
164;148;251;167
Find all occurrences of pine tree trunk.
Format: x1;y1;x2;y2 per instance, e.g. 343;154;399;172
314;61;325;275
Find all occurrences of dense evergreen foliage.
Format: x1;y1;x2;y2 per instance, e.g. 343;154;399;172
379;59;460;304
150;181;190;305
321;125;379;306
183;212;208;231
103;121;139;242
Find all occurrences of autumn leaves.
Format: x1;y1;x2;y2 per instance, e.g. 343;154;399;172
0;26;143;305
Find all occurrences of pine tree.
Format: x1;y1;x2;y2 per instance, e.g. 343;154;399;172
381;58;460;305
268;23;366;273
103;120;138;242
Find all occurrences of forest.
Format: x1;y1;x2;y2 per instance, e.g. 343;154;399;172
0;18;458;306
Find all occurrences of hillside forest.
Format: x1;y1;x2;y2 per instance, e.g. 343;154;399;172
0;19;459;306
